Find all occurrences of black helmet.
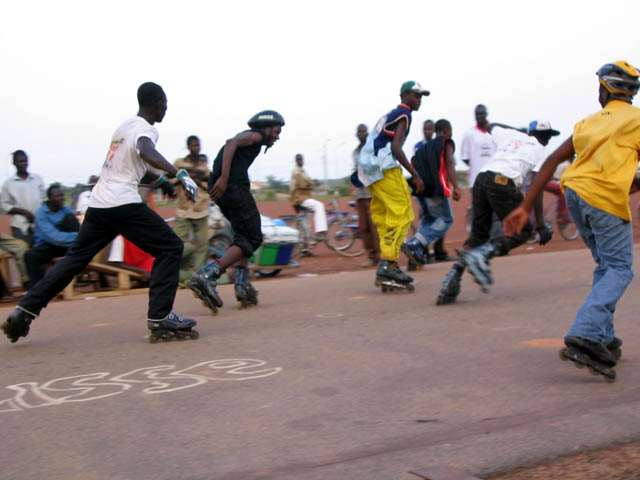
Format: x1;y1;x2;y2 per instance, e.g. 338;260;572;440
248;110;285;129
597;61;640;100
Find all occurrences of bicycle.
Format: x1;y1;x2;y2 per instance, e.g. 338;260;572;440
279;199;364;258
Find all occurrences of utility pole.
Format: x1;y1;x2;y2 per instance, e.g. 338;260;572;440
322;139;329;193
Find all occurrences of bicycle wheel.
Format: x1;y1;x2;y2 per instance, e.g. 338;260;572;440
254;269;282;278
325;217;356;251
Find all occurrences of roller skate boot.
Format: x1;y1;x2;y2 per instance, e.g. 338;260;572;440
607;337;623;362
437;261;465;305
148;312;199;343
459;243;496;293
559;336;617;382
188;261;224;314
234;265;258;308
375;260;415;293
401;238;428;266
2;307;36;343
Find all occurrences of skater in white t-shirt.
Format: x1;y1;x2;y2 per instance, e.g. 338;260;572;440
437;120;559;305
2;82;201;344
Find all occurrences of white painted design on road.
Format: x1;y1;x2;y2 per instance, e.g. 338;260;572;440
316;313;344;319
0;359;281;413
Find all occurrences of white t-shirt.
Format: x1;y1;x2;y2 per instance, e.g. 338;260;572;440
75;190;92;214
0;173;45;234
460;126;496;186
89;116;159;208
479;127;546;185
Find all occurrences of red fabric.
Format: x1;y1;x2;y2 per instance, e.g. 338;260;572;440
123;239;154;272
438;149;452;198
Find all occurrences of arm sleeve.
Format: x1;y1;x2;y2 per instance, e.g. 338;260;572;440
135;127;159;154
0;181;15;212
36;209;78;247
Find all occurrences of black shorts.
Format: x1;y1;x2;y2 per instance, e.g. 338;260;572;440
216;184;263;258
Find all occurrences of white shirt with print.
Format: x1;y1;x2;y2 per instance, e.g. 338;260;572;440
89;116;158;208
479;127;546;185
460;126;496;186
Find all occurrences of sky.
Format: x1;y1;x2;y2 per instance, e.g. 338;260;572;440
1;0;640;186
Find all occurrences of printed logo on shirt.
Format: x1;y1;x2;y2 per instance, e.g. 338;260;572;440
105;139;124;166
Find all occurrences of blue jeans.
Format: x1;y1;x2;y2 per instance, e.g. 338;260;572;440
564;188;634;343
414;197;453;246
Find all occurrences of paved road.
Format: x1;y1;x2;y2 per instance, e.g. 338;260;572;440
2;248;640;480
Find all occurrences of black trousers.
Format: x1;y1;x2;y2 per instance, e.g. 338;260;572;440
464;171;533;256
25;243;69;287
216;185;263;258
19;203;183;319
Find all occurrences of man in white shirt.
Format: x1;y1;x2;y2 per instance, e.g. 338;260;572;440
1;150;45;244
460;104;496;186
289;154;328;240
2;82;201;344
437;120;559;305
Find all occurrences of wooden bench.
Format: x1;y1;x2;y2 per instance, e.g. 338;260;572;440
0;250;22;293
61;261;148;300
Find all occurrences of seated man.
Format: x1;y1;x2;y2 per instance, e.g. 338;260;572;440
25;183;80;286
290;153;327;240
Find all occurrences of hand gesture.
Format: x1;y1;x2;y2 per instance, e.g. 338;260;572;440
209;177;228;202
412;175;425;195
503;207;529;236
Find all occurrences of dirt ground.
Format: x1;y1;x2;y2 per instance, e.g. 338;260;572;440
488;441;640;480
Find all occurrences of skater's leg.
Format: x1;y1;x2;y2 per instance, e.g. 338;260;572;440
464;173;493;249
369;187;389;260
433;237;449;261
18;208;117;316
117;204;183;320
488;176;533;255
301;198;328;236
234;260;257;307
564;188;633;344
437;259;465;305
418;197;454;246
461;173;528;290
190;186;262;312
404;197;453;264
368;168;414;262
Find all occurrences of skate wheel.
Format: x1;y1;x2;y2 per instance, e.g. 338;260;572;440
558;348;569;361
588;367;599;376
406;284;415;292
381;285;389;293
604;371;617;383
189;330;199;340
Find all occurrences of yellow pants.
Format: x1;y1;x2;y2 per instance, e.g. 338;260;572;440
369;167;414;261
